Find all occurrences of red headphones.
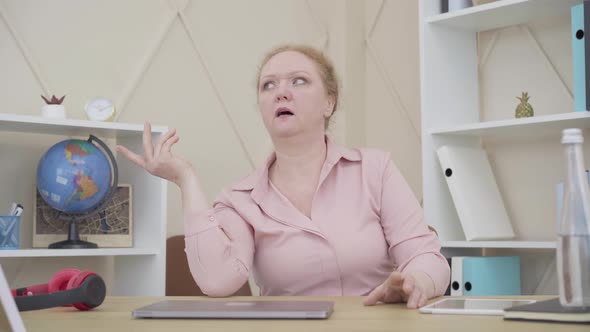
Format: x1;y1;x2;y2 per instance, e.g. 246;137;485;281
11;268;106;311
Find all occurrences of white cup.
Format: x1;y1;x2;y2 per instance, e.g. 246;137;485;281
41;104;66;119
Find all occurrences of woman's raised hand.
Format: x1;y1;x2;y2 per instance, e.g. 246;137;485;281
116;121;193;186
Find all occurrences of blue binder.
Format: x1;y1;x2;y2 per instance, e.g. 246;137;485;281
572;2;590;112
451;256;521;296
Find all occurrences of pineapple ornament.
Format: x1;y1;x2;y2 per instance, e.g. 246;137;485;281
515;92;534;118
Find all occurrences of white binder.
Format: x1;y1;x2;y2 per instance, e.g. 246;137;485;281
436;145;515;240
450;257;464;296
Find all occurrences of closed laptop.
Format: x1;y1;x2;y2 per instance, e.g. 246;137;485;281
132;300;334;319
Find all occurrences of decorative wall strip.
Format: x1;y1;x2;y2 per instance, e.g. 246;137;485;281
0;1;51;96
365;0;421;142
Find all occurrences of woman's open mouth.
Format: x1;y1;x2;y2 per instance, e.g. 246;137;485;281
275;107;294;118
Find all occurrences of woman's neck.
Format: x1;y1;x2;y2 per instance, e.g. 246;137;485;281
270;132;327;182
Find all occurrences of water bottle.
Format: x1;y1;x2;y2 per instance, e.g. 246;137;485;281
558;128;590;307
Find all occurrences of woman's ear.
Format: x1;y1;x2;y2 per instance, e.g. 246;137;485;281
324;96;336;118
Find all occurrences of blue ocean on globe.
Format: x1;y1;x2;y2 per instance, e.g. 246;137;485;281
37;139;112;214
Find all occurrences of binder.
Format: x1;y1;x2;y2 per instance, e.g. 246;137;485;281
572;2;590;112
444;257;452;295
451;256;521;296
436;145;515;240
450;257;464;296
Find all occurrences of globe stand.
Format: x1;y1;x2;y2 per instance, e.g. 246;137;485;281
48;220;98;249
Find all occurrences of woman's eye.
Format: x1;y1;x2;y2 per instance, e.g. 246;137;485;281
262;81;275;90
293;77;307;85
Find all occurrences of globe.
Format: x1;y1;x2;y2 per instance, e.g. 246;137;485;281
37;138;113;214
36;135;118;249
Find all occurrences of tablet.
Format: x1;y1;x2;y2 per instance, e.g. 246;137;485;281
132;300;334;319
419;298;536;316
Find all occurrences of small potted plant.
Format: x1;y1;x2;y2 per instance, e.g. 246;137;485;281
41;95;66;118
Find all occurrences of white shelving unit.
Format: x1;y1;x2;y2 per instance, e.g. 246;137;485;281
419;0;586;251
0;113;168;296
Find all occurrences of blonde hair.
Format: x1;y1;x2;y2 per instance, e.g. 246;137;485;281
256;44;339;129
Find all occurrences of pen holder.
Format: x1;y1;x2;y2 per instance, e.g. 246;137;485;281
0;216;21;249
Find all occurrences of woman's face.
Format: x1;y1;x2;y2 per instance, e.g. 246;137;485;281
258;51;334;139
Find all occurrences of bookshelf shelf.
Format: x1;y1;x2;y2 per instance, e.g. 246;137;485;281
0;248;159;258
442;241;556;249
426;0;581;32
430;112;590;138
0;113;167;138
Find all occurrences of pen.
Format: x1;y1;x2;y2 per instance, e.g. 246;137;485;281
13;204;23;217
8;202;17;216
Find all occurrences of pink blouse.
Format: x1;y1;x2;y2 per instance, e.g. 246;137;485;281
183;138;450;297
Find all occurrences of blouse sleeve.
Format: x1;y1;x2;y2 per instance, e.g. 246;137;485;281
183;190;255;297
378;154;450;296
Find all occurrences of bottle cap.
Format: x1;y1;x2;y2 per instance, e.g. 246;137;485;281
561;128;584;144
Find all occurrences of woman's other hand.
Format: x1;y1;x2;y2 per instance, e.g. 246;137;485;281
363;271;435;309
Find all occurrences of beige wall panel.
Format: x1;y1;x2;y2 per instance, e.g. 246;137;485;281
480;23;573;122
2;0;171;119
366;58;422;200
368;0;420;130
365;0;422;200
0;21;41;113
116;19;257;236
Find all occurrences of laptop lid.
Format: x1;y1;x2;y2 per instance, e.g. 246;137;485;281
0;265;26;332
132;300;334;319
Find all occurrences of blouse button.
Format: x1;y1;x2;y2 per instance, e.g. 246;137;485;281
209;216;215;222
